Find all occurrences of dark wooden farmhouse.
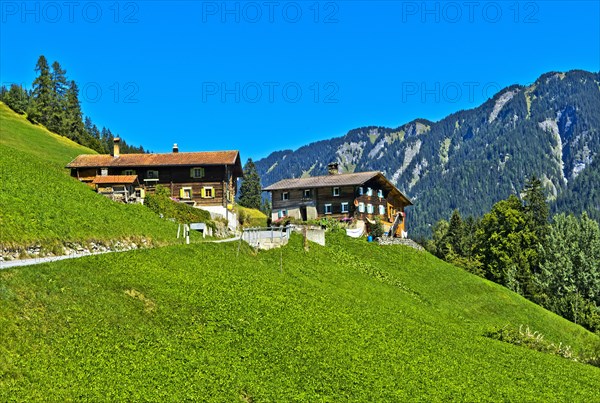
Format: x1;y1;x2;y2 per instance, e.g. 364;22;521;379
263;163;412;236
66;139;243;224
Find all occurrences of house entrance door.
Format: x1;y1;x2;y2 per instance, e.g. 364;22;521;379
300;206;308;221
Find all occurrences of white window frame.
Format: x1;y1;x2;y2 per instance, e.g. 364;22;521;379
377;189;383;198
366;187;373;196
333;187;340;197
303;189;311;199
358;187;364;195
367;204;374;214
191;167;205;178
123;169;136;176
281;191;289;201
379;204;386;215
202;186;214;198
358;202;365;213
341;202;349;213
100;168;108;176
324;204;333;215
147;170;159;179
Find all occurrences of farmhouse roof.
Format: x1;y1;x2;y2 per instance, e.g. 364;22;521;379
91;175;139;185
66;151;243;175
263;171;413;205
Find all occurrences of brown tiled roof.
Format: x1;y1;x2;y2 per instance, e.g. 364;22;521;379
67;151;240;169
263;171;413;205
92;175;139;185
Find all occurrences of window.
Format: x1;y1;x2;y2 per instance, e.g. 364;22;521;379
180;187;193;199
281;191;289;201
202;187;214;198
123;169;136;176
101;168;108;176
303;189;311;199
358;202;365;213
341;202;349;213
333;187;340;197
147;170;159;179
379;205;386;215
367;204;374;214
377;189;383;198
278;210;288;218
366;187;373;196
358;187;364;195
191;167;205;178
324;204;332;214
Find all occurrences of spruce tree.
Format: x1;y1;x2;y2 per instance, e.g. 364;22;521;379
49;61;69;134
446;209;464;256
30;55;53;125
238;158;263;210
523;175;549;240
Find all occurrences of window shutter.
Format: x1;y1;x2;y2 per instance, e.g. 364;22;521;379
179;188;185;198
190;168;195;178
189;188;193;198
201;187;206;198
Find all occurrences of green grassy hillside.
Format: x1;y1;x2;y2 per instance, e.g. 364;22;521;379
0;102;190;250
1;234;598;401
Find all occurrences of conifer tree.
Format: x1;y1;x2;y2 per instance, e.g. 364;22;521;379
49;61;69;134
446;209;464;256
30;55;53;125
238;158;263;210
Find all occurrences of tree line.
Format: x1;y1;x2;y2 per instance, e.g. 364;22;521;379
425;176;600;333
0;55;145;155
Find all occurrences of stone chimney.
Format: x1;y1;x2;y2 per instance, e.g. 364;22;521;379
113;137;121;157
173;143;179;153
327;162;339;175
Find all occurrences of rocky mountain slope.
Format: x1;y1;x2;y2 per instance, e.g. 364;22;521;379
256;70;600;237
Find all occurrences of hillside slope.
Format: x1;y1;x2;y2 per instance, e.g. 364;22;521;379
1;234;598;400
256;70;600;236
0;102;184;250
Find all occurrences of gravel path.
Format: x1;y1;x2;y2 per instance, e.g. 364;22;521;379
0;237;242;269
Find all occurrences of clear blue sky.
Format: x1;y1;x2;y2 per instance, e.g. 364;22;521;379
1;1;599;160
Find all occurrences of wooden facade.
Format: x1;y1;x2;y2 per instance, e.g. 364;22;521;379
264;170;412;236
66;142;243;209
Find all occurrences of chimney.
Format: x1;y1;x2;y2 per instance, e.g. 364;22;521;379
327;162;339;175
113;137;121;157
172;143;179;153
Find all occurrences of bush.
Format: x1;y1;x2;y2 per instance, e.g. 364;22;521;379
369;218;385;238
145;185;214;230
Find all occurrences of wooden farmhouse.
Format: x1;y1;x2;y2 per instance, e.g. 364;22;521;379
66;139;243;226
263;163;413;236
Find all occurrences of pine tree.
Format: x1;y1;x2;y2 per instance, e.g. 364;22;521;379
48;61;69;134
30;55;53;125
2;84;29;114
238;158;263;210
446;209;464;256
523;175;549;240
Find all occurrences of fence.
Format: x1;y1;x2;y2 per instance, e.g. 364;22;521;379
241;226;292;249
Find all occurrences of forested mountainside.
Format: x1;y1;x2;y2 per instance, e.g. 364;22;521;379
256;70;600;237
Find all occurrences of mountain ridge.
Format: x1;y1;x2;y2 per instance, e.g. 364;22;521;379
256;69;600;236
